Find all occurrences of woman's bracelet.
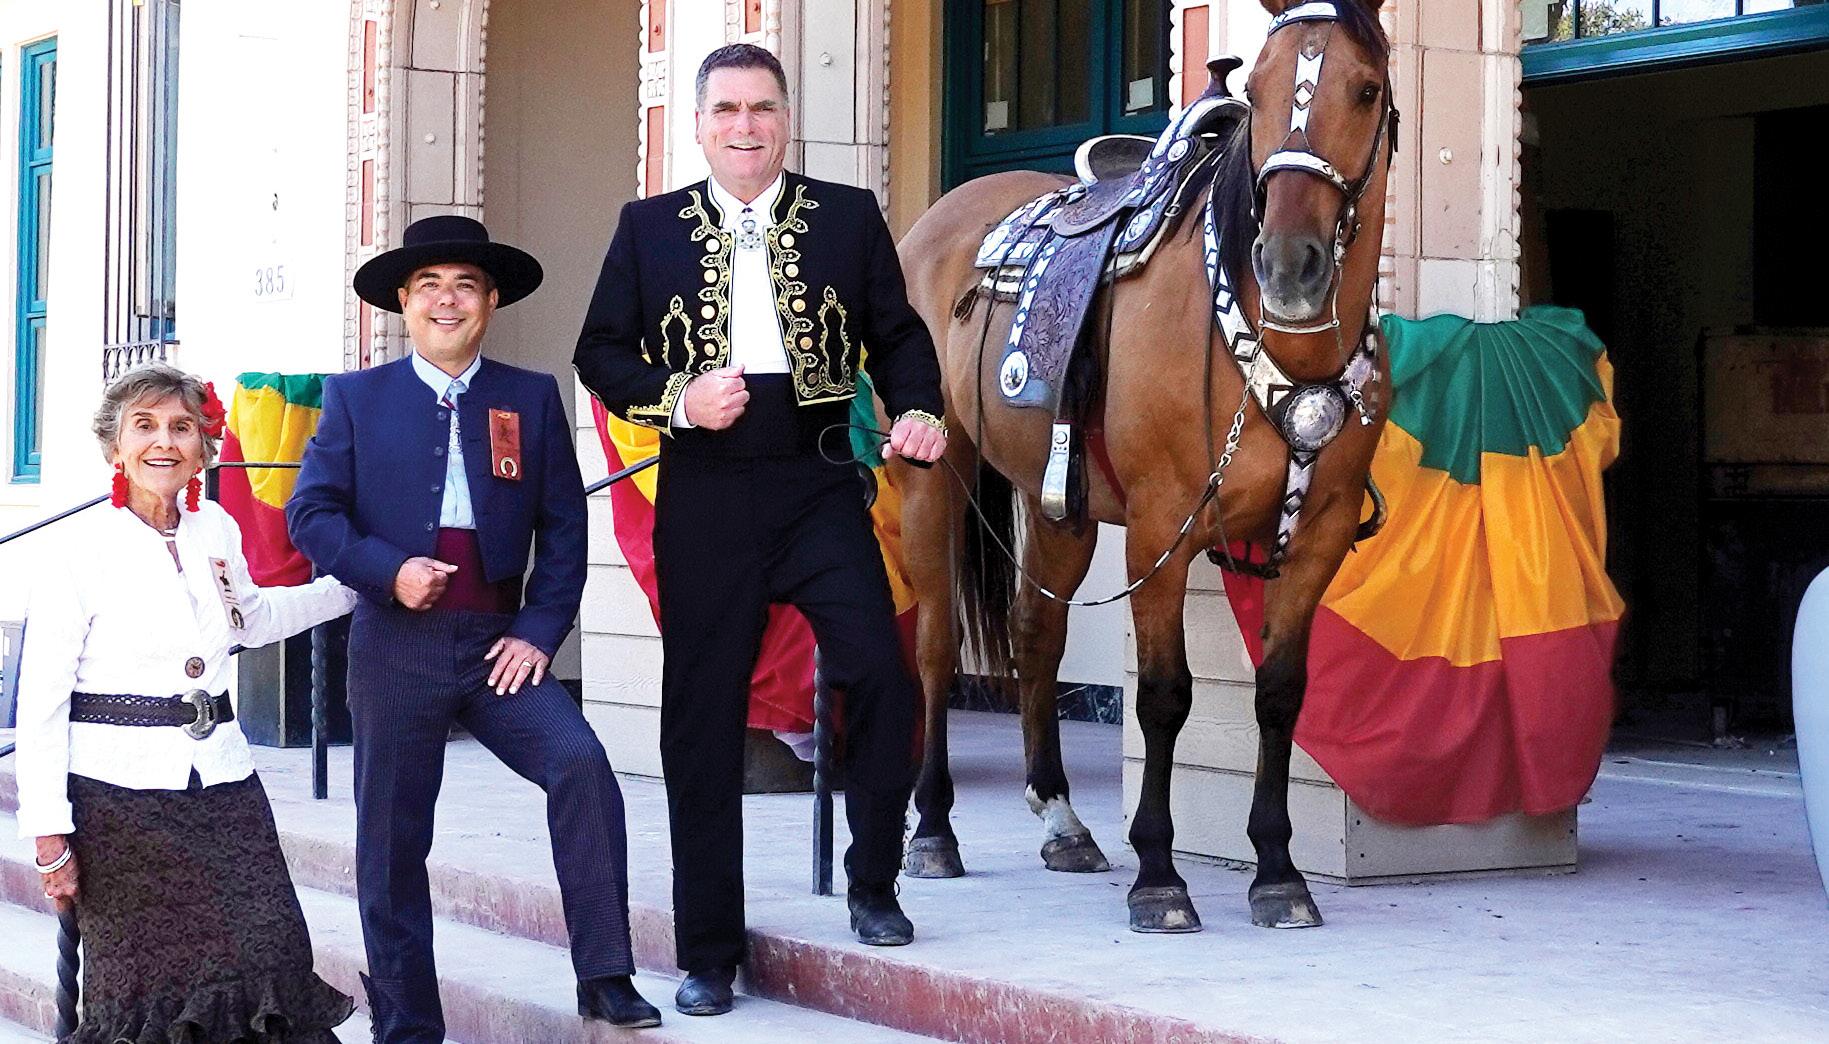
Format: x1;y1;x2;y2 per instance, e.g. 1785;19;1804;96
34;845;72;875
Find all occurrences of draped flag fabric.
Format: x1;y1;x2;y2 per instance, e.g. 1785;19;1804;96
218;373;326;587
591;370;920;734
1223;306;1624;826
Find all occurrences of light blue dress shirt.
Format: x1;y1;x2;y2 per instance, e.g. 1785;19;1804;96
411;350;482;529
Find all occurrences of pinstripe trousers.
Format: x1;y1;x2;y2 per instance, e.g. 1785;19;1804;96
347;604;634;1044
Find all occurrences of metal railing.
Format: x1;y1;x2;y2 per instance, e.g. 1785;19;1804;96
100;340;178;385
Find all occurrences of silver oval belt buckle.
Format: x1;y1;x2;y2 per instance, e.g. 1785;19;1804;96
180;689;218;740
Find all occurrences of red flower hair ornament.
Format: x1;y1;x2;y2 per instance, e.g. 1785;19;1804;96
198;381;228;440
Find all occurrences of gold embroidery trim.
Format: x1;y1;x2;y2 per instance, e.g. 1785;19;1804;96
679;190;733;372
813;286;856;394
655;295;692;369
897;409;948;436
625;371;695;432
766;186;850;402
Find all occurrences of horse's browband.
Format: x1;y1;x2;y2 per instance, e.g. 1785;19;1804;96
1269;1;1344;32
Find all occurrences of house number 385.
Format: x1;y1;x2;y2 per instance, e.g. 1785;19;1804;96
254;265;289;298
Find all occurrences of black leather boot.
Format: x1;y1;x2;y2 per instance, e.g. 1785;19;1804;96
847;883;914;945
673;966;737;1016
577;975;662;1028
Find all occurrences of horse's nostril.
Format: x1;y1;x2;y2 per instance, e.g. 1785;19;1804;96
1254;235;1330;298
1300;241;1327;286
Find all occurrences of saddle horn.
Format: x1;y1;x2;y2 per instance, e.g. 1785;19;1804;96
1206;56;1245;99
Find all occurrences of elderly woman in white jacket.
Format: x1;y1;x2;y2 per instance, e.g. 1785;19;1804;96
16;364;357;1043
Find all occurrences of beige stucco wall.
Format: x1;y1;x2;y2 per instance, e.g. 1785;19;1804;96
885;0;941;239
484;0;640;686
178;0;354;393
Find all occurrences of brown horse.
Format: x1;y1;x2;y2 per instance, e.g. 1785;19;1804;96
892;0;1395;932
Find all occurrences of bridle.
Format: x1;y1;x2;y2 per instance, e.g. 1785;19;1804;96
1251;0;1399;337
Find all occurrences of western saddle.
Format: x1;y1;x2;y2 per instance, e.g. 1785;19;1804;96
970;57;1251;520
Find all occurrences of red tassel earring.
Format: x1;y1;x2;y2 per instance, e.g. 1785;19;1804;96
110;463;129;508
185;475;202;513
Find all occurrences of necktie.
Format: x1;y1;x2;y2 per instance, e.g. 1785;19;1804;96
442;379;466;451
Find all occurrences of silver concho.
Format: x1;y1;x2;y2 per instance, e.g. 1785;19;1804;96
1168;138;1191;162
1280;384;1349;453
1000;352;1031;398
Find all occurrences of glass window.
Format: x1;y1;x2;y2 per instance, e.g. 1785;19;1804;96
951;0;1171;187
980;0;1092;135
26;321;45;438
1120;0;1163;114
34;175;51;302
1660;0;1737;24
1017;0;1060;128
1524;2;1570;43
36;59;54;148
1058;1;1090;124
983;0;1016;133
1578;0;1655;37
1533;0;1826;43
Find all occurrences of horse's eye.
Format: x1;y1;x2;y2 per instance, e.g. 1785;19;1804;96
1359;83;1379;104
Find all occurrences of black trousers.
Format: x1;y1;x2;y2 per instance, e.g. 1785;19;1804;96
654;447;918;973
347;605;634;1044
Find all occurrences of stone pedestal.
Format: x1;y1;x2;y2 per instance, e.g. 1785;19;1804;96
1122;558;1577;884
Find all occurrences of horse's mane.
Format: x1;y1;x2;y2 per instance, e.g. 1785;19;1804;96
1335;1;1392;62
1206;118;1258;301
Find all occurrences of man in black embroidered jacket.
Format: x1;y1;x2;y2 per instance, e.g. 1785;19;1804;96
573;44;946;1018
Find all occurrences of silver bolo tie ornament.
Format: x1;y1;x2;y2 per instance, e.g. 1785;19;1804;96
737;209;763;251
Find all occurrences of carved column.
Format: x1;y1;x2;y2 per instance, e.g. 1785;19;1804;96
345;0;489;369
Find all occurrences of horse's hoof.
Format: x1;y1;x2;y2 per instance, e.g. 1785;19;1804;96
903;836;965;879
1249;880;1324;929
1127;886;1203;933
1041;832;1111;873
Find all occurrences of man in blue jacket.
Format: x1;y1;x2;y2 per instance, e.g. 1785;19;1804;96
289;215;660;1040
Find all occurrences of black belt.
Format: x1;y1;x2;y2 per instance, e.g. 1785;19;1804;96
70;691;234;740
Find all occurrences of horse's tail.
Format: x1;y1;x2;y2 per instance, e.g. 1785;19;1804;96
958;462;1019;685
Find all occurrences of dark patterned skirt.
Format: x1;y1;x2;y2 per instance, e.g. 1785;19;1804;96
65;772;353;1044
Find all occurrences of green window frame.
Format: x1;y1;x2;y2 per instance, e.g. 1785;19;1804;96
14;38;55;483
944;0;1173;190
1524;3;1829;84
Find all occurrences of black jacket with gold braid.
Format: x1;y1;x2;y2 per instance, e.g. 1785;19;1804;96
573;172;945;435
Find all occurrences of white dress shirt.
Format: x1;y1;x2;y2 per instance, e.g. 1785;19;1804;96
411;349;482;528
671;173;790;429
13;500;359;837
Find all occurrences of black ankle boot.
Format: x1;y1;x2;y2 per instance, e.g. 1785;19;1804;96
847;883;914;945
577;975;662;1028
674;966;737;1016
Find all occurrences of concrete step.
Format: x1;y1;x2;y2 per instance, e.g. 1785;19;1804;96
0;816;929;1043
0;751;1221;1044
0;902;382;1043
0;1017;49;1043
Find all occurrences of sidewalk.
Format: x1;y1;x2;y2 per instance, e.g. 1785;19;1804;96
5;709;1828;1041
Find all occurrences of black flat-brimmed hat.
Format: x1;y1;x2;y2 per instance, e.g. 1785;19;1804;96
353;214;544;312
